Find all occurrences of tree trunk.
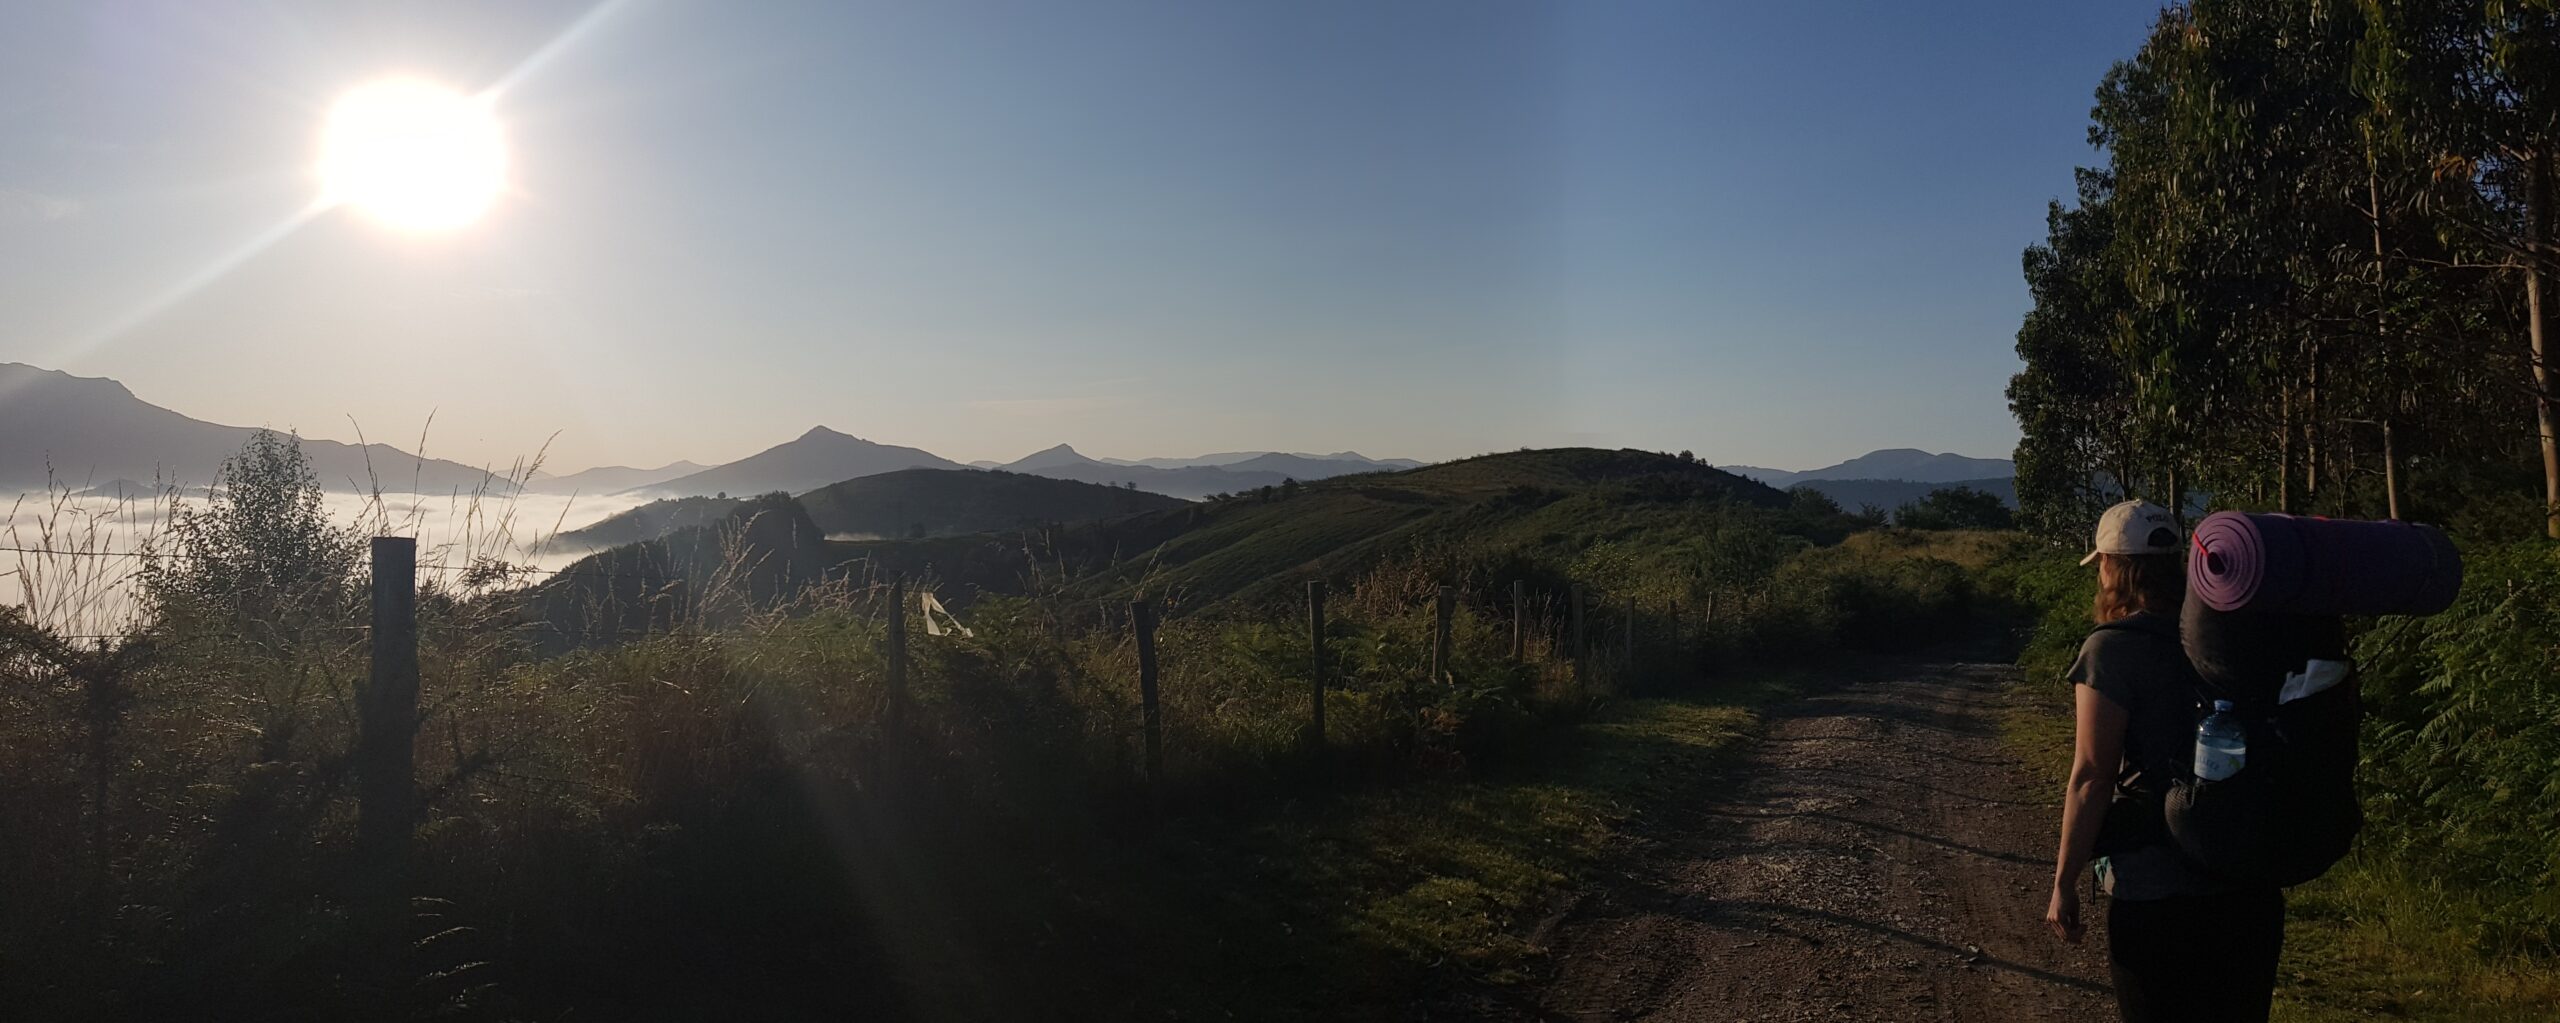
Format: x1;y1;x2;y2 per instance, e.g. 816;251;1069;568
2279;384;2297;514
2305;337;2323;507
2383;418;2402;521
2534;147;2560;539
2372;146;2405;522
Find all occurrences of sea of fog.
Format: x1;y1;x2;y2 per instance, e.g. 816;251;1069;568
1;488;652;635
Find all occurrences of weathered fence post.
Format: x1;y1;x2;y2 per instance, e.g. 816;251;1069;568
1306;581;1327;747
359;537;419;943
1570;584;1587;692
1133;598;1163;811
1509;580;1526;660
1622;597;1635;667
885;576;908;744
1431;585;1455;685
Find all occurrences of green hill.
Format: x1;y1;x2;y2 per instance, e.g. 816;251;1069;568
820;448;1825;607
524;449;1840;638
797;467;1185;539
550;468;1187;551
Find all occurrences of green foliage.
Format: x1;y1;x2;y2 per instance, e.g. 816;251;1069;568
140;429;359;636
1893;486;2017;531
2014;0;2549;538
2354;542;2560;953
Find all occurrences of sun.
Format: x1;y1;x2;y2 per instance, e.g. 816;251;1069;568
317;78;507;233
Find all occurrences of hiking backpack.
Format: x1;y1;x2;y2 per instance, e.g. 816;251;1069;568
2090;604;2364;888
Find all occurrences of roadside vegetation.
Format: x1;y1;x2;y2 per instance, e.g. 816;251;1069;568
0;433;1990;1021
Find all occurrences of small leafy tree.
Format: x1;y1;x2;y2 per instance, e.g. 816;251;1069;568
138;430;362;763
142;430;360;639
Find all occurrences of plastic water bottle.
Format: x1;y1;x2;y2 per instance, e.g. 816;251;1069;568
2194;699;2247;781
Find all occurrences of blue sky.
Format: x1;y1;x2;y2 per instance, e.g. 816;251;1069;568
0;0;2163;473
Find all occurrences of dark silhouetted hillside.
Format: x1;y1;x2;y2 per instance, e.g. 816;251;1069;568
0;363;519;494
797;468;1184;538
554;496;743;549
644;426;962;497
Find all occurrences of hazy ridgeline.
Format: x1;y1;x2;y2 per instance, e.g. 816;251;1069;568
0;431;2001;1020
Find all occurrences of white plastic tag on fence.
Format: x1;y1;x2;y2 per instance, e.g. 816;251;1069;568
919;589;973;638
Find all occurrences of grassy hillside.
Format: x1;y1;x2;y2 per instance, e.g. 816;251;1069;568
555;495;743;549
821;448;1823;609
797;467;1185;539
551;468;1188;553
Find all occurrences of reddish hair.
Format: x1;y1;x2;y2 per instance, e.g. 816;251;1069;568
2094;551;2185;623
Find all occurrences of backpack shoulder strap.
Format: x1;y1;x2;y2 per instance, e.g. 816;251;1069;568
2091;613;2177;643
2090;613;2222;705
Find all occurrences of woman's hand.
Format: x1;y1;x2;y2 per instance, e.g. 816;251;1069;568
2046;881;2083;943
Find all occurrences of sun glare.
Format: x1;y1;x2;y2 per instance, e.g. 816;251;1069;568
317;78;507;233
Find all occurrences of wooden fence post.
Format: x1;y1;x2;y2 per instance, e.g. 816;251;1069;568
1509;580;1526;660
1307;581;1327;747
1431;585;1455;685
1133;599;1162;810
885;576;908;744
1622;597;1635;667
1570;584;1587;692
359;537;419;939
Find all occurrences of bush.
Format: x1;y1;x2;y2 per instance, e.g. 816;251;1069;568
1893;486;2017;531
2353;541;2560;953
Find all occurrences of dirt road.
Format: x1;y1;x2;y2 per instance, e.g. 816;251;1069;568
1511;660;2116;1021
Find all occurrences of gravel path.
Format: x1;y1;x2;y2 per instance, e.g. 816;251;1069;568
1509;660;2116;1021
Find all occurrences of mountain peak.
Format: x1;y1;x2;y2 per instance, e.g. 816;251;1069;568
1003;443;1103;472
1;362;139;402
796;425;855;442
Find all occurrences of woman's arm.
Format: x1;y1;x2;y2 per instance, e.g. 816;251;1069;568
2047;682;2129;943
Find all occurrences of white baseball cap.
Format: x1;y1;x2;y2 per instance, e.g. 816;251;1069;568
2079;499;2182;566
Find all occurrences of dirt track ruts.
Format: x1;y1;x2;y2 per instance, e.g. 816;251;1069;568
1500;660;2115;1021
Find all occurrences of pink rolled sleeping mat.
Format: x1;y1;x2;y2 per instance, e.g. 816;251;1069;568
2186;512;2462;616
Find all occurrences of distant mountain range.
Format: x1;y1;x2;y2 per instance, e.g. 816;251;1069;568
524;461;706;496
584;437;1414;503
3;362;2007;515
1721;449;2015;489
1713;448;2017;513
631;427;964;498
0;363;519;495
0;362;1429;505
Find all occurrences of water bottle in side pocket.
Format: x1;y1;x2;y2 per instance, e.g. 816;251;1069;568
2194;699;2247;781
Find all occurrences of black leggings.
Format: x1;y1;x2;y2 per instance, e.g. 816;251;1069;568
2106;888;2285;1023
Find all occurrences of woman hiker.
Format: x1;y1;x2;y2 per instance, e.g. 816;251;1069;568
2044;499;2286;1023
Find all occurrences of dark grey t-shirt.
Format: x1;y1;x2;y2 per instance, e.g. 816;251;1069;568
2066;612;2230;900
